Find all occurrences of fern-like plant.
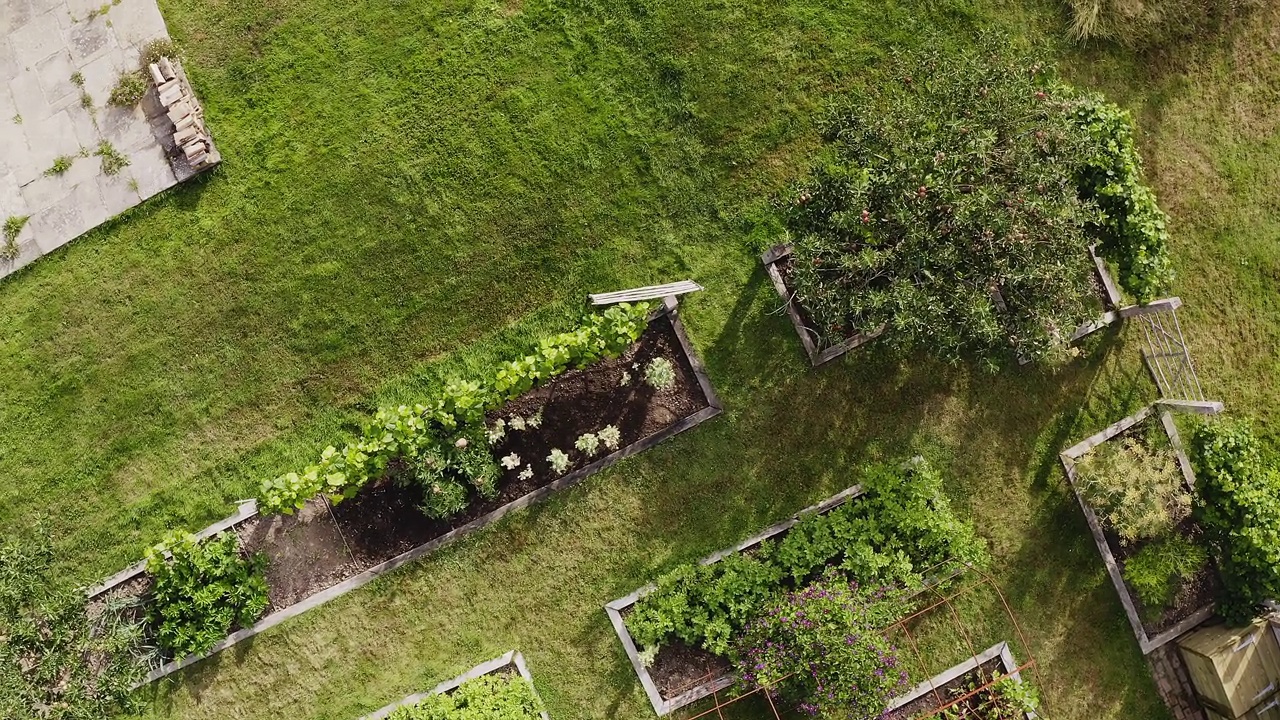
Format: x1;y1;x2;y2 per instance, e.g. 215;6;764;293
1075;434;1188;544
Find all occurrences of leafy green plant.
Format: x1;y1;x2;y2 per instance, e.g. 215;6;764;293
598;424;621;450
0;526;147;719
95;140;130;176
625;460;986;656
144;531;269;658
403;430;498;518
1071;95;1174;302
547;448;570;474
141;38;180;66
1074;433;1188;543
784;35;1101;368
643;357;676;390
45;155;74;176
1192;418;1280;623
1124;535;1208;610
575;432;600;457
1;215;29;261
735;574;910;719
109;70;148;107
386;673;543;720
938;673;1040;719
258;303;648;515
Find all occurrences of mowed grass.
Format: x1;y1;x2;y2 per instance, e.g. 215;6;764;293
0;0;1001;578
0;0;1275;718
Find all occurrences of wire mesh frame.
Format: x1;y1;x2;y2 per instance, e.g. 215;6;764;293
1137;306;1206;402
677;563;1049;720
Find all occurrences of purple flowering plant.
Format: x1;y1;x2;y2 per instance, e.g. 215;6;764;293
733;572;912;719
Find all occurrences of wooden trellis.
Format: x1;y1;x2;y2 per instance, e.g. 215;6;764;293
677;563;1047;720
1126;298;1208;403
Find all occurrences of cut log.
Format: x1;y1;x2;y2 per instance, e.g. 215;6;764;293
157;78;178;96
174;125;198;144
166;101;192;123
182;140;207;160
158;57;176;81
187;150;208;167
148;63;165;85
174;114;196;131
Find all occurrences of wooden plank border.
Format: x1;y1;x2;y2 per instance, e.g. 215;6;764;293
85;499;258;599
604;483;867;716
1058;402;1223;654
94;299;723;687
764;243;1131;364
590;281;703;305
357;650;550;720
884;642;1037;720
759;244;884;368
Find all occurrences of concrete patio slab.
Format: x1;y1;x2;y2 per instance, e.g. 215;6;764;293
0;0;208;280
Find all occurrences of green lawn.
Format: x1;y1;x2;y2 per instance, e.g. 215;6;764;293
0;0;1277;717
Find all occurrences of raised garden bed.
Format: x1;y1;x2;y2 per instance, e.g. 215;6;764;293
605;484;866;716
762;243;1132;367
884;642;1036;720
1059;401;1224;654
760;244;885;367
88;297;722;685
358;650;549;720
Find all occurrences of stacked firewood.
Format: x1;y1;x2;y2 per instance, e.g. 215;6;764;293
148;57;214;169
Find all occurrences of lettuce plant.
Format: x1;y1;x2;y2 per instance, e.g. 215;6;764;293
547;449;570;475
386;673;543;720
643;357;676;390
598;425;622;450
575;433;600;457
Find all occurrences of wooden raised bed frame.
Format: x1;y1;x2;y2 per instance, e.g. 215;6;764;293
884;642;1037;720
357;650;549;720
604;483;867;716
88;296;722;687
762;242;1153;367
1058;399;1225;655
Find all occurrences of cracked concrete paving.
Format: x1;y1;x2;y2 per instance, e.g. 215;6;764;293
1;0;179;279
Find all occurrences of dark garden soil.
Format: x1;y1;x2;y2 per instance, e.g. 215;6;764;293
1108;518;1221;636
646;638;732;700
236;497;359;612
490;312;708;483
328;312;711;569
885;658;1008;720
